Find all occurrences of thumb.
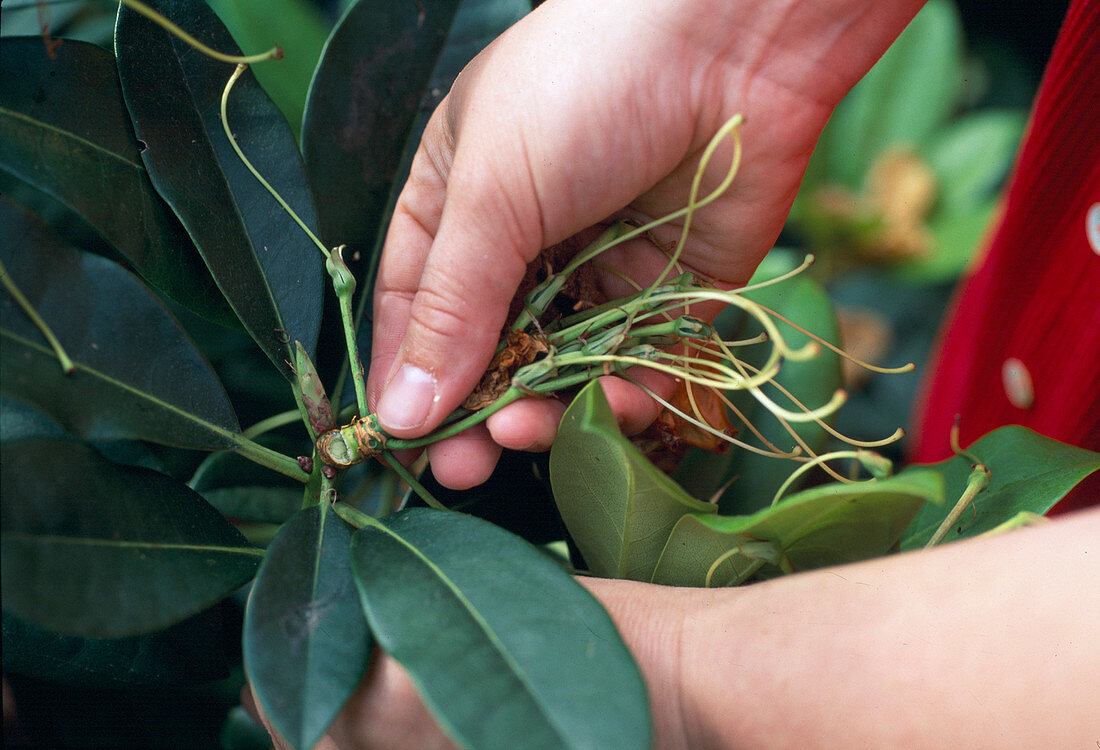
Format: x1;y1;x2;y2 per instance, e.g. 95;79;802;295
370;138;543;439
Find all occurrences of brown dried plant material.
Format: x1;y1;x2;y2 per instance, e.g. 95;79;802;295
507;237;603;326
462;331;550;410
633;349;737;473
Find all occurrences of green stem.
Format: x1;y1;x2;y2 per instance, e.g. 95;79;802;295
220;65;329;260
925;464;991;548
242;409;303;440
382;453;447;511
233;434;308;483
387;388;527;450
0;258;76;375
333;501;376;529
336;283;369;418
120;0;283;64
511;223;636;332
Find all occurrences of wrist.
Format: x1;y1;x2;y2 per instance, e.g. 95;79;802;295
580;578;719;750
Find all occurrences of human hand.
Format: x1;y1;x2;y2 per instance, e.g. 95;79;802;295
368;0;925;488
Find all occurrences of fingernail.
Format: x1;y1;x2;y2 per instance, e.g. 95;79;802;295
377;364;437;431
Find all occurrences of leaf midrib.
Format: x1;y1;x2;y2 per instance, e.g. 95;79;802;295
0;107;144;171
1;327;240;444
367;520;574;748
1;533;264;557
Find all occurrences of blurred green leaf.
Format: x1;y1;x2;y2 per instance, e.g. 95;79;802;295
0;37;233;325
924;109;1026;212
550;380;715;581
351;508;651;750
900;426;1100;549
1;438;261;638
0;1;86;36
816;0;964;187
114;0;324;378
244;504;370;750
652;470;940;587
204;0;331;138
1;200;240;450
678;251;843;514
890;201;996;284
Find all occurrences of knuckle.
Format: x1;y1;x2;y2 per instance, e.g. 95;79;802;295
406;281;483;346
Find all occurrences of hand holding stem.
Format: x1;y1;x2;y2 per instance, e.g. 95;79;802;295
367;0;927;489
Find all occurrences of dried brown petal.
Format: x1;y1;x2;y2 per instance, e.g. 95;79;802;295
462;331;550;410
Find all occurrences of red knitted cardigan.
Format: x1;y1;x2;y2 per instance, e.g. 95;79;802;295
909;0;1100;512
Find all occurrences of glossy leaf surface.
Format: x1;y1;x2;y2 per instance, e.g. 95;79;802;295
1;439;261;638
244;504;371;750
652;470;941;587
900;426;1100;549
303;0;528;257
0;201;240;449
0;37;232;325
550;381;715;580
115;0;324;377
351;508;651;750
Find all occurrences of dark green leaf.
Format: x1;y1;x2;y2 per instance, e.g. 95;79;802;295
190;447;309;524
817;0;963;187
115;0;324;377
652;470;942;587
0;395;68;443
301;0;458;260
204;0;331;137
244;504;371;750
1;439;261;638
0;37;233;325
550;380;715;581
302;0;526;269
900;426;1100;549
1;200;240;450
2;607;229;687
351;508;651;750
